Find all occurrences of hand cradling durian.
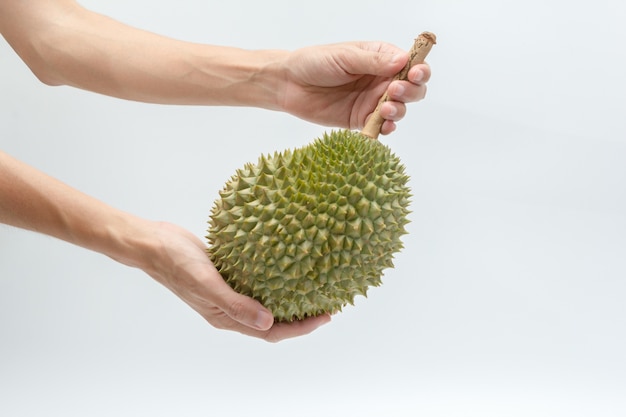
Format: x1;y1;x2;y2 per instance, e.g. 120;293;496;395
207;33;436;322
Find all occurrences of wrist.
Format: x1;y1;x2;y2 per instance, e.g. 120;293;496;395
97;213;161;273
213;47;290;111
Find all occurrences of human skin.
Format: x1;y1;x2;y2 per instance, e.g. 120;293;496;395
0;0;431;342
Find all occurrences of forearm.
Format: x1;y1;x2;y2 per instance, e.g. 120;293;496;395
0;1;288;109
0;151;154;270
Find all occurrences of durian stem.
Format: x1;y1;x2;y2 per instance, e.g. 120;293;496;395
360;32;437;140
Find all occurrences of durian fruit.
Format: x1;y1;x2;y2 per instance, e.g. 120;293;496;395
207;130;410;321
206;33;436;322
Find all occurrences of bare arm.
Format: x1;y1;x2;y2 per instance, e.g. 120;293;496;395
0;0;288;108
0;0;430;131
0;151;330;341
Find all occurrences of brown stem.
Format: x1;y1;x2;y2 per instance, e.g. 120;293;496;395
360;32;437;139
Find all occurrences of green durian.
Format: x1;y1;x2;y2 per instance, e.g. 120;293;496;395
206;129;411;322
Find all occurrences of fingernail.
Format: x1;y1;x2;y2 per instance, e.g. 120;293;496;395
255;309;274;330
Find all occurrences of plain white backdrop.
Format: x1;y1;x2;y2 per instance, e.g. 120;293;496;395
1;1;625;416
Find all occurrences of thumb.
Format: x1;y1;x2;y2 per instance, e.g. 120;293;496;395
339;45;408;78
219;289;275;331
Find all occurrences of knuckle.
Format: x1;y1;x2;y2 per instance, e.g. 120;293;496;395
205;311;236;331
226;299;248;322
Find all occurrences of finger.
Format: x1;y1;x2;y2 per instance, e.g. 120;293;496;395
379;101;407;122
222;293;275;331
200;263;325;336
379;120;397;136
409;63;431;84
340;45;408;78
206;275;275;331
209;311;332;342
263;314;332;343
387;80;427;103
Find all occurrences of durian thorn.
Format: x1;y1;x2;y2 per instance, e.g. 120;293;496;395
360;32;437;140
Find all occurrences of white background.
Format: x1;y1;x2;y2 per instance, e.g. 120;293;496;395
1;1;625;416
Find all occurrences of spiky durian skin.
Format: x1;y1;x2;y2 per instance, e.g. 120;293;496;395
206;130;411;322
